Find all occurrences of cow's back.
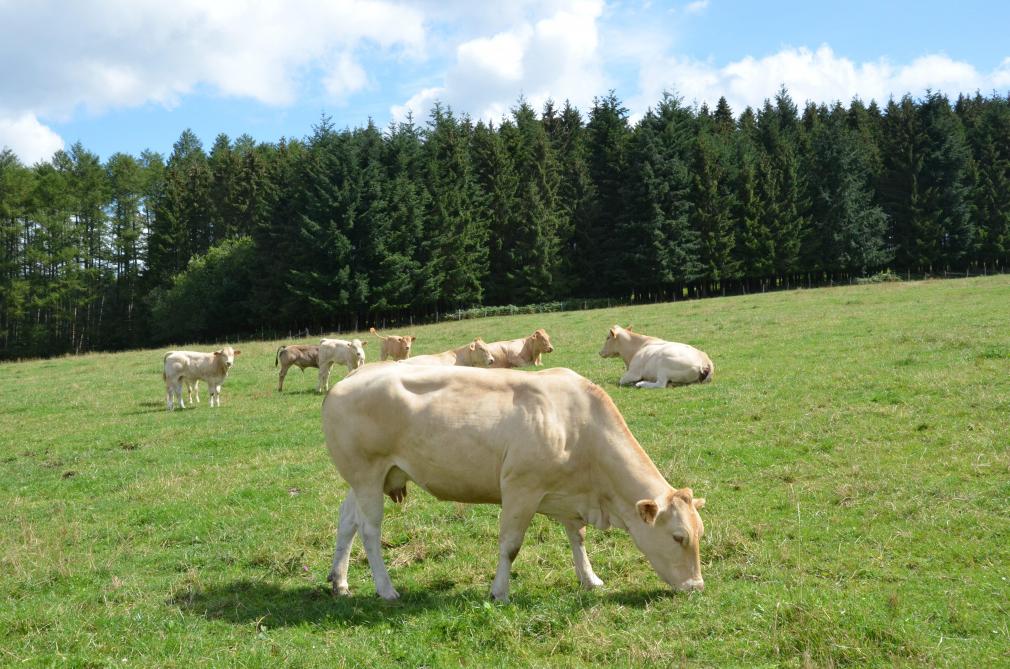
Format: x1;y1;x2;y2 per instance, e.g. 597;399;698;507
322;365;593;503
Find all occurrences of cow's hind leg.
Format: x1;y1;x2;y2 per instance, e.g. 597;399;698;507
317;362;333;393
328;492;359;596
490;490;540;603
277;362;288;391
562;520;604;590
353;486;399;600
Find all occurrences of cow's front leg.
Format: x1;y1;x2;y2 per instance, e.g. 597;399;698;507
317;362;333;393
353;487;398;600
618;370;641;386
173;381;186;409
328;492;359;596
562;520;604;590
491;490;539;603
635;372;668;389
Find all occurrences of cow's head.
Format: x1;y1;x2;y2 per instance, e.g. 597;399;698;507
629;488;706;593
531;328;554;355
215;346;241;369
468;338;495;367
599;325;627;358
395;335;416;359
349;339;367;369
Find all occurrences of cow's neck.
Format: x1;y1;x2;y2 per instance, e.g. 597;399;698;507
617;332;653;367
592;410;671;526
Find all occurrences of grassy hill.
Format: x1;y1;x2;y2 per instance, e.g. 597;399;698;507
2;276;1008;667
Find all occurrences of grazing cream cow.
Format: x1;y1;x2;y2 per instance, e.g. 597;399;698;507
600;325;713;388
317;338;367;393
486;328;555;368
399;338;494;367
369;327;416;361
275;344;320;391
322;363;707;601
163;347;240;410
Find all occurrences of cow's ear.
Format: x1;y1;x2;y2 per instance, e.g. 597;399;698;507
608;327;616;338
469;342;477;351
214;350;224;356
636;499;660;526
408;336;416;342
234;350;241;355
693;498;706;510
360;341;367;347
627;325;633;331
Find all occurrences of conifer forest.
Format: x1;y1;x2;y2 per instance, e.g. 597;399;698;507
2;88;1009;359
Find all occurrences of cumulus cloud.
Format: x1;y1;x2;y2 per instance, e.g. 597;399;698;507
392;0;606;123
0;114;65;165
0;0;424;162
628;45;1010;118
684;0;710;14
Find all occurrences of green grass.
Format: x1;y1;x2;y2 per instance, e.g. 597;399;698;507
3;276;1009;668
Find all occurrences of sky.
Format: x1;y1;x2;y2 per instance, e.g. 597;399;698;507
2;0;1009;165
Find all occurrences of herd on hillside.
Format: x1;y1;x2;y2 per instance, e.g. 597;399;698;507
160;324;715;602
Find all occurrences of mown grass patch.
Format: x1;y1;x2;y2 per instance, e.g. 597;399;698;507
2;276;1009;667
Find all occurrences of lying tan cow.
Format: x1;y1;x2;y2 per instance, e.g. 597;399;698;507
317;338;367;393
275;344;319;391
600;325;713;388
369;327;416;361
399;338;494;367
163;347;240;410
485;328;555;368
322;363;706;601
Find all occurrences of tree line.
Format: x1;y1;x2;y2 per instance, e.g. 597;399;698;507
2;88;1009;359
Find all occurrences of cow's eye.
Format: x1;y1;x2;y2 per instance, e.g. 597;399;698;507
673;534;686;545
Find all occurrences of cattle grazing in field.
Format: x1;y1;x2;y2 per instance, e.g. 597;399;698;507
600;325;713;388
275;344;320;392
485;328;555;368
317;338;367;392
369;327;416;361
398;337;495;367
163;347;241;410
321;363;706;601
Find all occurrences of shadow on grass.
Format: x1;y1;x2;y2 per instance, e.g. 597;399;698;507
172;578;458;627
172;578;679;628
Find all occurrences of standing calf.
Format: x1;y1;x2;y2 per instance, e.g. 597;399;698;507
275;344;320;391
163;347;240;410
369;327;416;361
317;338;367;392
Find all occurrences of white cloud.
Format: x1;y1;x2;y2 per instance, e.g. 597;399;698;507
0;113;65;165
628;45;1010;118
392;0;606;123
684;0;710;14
0;0;425;163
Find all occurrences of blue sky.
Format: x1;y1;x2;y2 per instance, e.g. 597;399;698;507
1;0;1008;164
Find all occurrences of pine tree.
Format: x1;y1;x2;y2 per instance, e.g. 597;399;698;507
961;95;1010;268
691;130;738;292
472;119;519;304
618;94;699;299
581;92;631;296
805;105;890;276
420;104;488;309
546;100;593;297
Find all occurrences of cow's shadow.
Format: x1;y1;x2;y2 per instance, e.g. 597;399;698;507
172;578;676;628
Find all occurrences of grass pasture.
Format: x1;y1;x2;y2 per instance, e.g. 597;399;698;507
2;276;1009;667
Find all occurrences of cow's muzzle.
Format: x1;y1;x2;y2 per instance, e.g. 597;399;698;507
677;577;704;592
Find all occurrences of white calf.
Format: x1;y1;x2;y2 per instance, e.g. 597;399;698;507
163;347;240;410
317;338;367;392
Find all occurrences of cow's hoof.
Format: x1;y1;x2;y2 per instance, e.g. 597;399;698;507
581;575;605;590
333;583;351;597
377;587;400;601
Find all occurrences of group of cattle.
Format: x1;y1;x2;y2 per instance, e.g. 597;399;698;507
160;323;715;602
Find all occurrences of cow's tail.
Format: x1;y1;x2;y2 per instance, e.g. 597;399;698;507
699;359;714;384
163;351;171;362
369;327;384;340
275;345;285;367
